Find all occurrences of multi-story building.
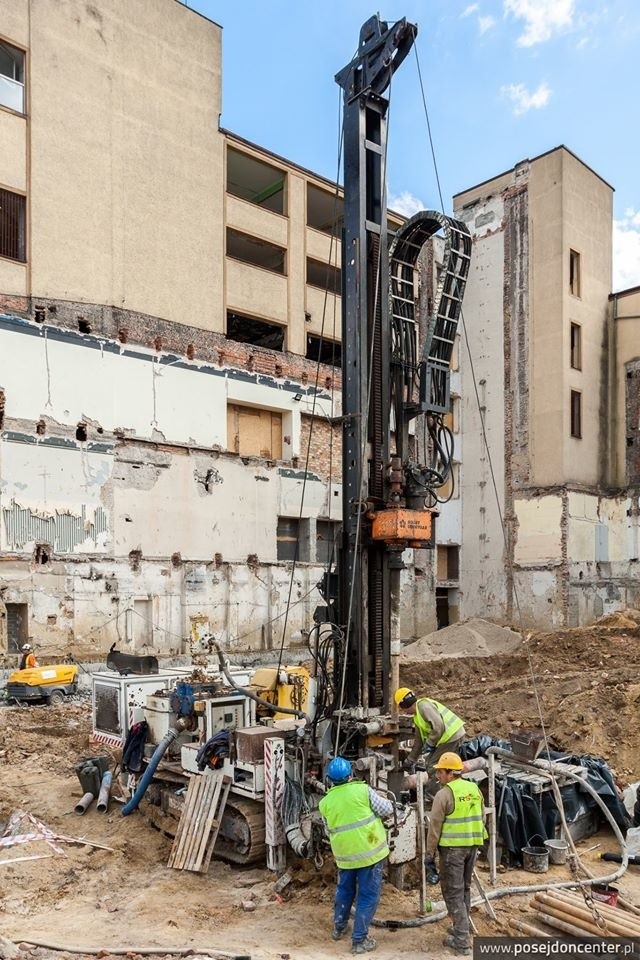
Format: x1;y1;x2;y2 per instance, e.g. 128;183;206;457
0;0;434;660
451;147;640;627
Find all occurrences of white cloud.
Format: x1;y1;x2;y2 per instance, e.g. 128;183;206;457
504;0;575;46
479;15;496;34
500;82;552;115
388;191;425;218
613;211;640;292
461;4;479;17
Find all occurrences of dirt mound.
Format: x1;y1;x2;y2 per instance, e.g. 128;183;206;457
402;618;521;661
400;617;640;778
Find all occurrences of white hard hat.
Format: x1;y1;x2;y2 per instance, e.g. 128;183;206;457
21;644;31;652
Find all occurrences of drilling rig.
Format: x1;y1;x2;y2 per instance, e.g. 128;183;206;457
91;13;471;872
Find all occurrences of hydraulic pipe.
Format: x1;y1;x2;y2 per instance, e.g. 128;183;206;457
74;792;95;816
96;771;112;814
209;637;307;718
121;727;180;816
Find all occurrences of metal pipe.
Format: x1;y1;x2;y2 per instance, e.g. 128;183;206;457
74;792;95;816
96;771;112;813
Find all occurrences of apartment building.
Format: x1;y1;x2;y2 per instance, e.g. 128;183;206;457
0;0;436;660
452;147;640;627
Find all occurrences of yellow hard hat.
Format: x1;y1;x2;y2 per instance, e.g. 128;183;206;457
433;752;464;772
394;687;414;706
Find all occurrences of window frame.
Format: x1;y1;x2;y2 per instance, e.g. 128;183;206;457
570;389;582;439
570;322;582;371
569;249;581;298
0;185;27;262
0;38;25;115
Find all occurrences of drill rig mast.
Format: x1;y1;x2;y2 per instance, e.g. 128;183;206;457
328;16;471;728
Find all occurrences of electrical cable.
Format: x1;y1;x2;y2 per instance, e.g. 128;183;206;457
412;41;552;757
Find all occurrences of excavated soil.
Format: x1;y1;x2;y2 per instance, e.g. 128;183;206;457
2;612;640;960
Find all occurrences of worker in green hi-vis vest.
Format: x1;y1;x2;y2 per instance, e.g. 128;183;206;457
394;687;466;798
426;752;487;956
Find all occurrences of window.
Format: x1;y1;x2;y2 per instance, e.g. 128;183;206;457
0;41;24;113
227;403;282;459
569;249;581;297
226;228;285;275
277;517;310;562
316;519;340;566
306;333;341;367
0;187;26;262
570;390;582;439
436;545;460;582
306;257;341;294
226;311;284;351
307;183;344;234
570;323;582;370
226;147;286;215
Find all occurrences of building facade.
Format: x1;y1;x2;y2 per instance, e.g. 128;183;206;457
0;0;434;661
452;148;640;627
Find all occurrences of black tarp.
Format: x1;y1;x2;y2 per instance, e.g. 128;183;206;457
459;736;631;863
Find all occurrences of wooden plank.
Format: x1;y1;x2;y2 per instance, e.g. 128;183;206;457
168;771;231;873
202;776;231;872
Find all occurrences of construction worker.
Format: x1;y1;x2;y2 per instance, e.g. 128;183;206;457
394;687;465;796
19;643;38;670
426;752;486;956
318;756;393;955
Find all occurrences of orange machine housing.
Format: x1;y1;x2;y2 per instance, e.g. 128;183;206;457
370;508;434;546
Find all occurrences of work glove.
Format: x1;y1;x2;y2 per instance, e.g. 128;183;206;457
424;855;440;885
402;758;415;773
422;744;435;758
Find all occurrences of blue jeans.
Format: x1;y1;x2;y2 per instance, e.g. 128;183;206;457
334;857;385;944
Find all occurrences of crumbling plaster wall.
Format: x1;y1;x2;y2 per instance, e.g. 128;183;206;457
454;197;508;623
0;316;428;659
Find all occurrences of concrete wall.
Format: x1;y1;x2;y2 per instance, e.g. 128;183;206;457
609;287;640;487
0;0;224;328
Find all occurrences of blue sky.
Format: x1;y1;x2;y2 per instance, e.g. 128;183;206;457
187;0;640;291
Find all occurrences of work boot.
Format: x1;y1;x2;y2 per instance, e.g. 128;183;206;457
331;927;346;941
443;935;470;956
351;937;377;954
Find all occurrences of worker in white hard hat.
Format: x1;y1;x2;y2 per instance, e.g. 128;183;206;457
19;642;38;670
394;687;466;796
426;752;487;956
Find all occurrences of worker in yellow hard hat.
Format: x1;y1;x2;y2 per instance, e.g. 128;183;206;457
425;752;486;956
394;687;466;797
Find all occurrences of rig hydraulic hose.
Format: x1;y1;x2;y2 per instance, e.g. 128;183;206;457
121;727;179;816
372;749;629;929
209;636;308;719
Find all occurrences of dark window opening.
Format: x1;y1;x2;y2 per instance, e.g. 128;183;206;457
306;257;342;294
277;517;309;562
437;544;460;582
0;187;26;262
227;311;285;351
226;146;286;215
33;543;50;565
569;249;581;297
78;318;92;334
316;519;340;566
570;390;582;439
306;183;344;235
570;322;582;370
306;334;341;368
5;602;28;652
0;40;25;113
226;228;285;275
76;422;87;442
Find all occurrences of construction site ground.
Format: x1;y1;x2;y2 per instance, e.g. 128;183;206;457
2;612;640;960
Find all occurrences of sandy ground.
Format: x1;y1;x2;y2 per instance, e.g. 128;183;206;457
2;612;640;960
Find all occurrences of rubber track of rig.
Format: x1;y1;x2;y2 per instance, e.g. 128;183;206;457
214;797;266;865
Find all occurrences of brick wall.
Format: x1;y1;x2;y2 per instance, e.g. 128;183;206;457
300;415;342;484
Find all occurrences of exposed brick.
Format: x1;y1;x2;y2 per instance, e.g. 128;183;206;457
626;360;640;486
300;415;341;484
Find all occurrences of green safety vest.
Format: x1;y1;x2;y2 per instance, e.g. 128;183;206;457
319;780;389;870
439;777;487;848
413;697;464;746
